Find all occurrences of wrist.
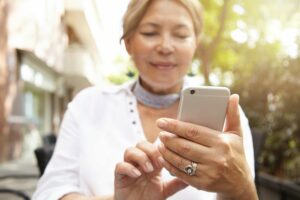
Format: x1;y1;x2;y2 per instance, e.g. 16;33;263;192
217;176;258;200
232;177;258;200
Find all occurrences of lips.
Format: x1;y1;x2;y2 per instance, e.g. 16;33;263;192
150;61;176;70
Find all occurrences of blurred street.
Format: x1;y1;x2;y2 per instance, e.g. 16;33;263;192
0;0;129;199
0;156;39;200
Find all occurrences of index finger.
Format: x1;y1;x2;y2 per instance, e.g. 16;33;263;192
156;118;219;147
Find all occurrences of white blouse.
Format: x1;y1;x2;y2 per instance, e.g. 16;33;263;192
32;79;254;200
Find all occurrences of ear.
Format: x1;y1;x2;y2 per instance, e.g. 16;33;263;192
124;38;132;55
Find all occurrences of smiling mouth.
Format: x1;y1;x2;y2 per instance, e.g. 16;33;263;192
150;62;176;70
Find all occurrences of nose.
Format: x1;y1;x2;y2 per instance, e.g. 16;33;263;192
156;35;174;54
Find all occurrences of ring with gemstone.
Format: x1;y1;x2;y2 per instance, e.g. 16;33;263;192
184;161;197;176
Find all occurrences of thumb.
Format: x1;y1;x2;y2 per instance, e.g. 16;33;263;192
163;178;188;198
224;94;242;137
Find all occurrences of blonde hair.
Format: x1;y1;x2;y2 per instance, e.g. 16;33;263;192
121;0;203;44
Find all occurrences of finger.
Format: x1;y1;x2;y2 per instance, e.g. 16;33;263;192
159;131;211;163
161;157;220;192
115;162;141;180
114;162;141;189
163;178;188;198
124;147;154;173
158;149;199;185
158;154;213;192
156;118;219;147
224;94;242;137
162;153;217;192
158;143;202;176
136;141;163;169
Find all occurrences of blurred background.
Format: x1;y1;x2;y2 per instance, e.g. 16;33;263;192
0;0;299;199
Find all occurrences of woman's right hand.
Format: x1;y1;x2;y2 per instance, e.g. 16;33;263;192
114;141;187;200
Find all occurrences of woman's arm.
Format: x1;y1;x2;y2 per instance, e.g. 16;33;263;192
33;92;93;200
32;106;82;200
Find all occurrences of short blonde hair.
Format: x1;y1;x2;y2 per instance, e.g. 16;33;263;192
121;0;203;44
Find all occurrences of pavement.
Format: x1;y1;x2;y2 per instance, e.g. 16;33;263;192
0;155;40;200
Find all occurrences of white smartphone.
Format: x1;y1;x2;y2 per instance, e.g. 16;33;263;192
177;86;230;131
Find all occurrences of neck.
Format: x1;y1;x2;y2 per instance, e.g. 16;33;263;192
139;79;183;95
133;78;181;109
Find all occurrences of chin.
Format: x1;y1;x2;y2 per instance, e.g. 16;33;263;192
145;78;182;94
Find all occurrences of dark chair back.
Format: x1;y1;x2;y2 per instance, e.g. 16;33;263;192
34;133;57;176
34;146;54;176
42;133;57;146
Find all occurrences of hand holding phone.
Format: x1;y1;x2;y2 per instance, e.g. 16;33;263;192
177;86;230;131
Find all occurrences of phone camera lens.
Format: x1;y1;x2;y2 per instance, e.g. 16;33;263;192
190;90;195;95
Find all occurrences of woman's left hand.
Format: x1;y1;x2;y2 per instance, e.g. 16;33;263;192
156;94;258;200
114;141;188;200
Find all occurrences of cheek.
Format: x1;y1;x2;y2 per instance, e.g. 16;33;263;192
177;48;196;65
131;45;153;64
176;40;196;63
131;36;154;54
131;53;149;69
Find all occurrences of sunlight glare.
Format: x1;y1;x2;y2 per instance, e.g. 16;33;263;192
237;20;247;29
231;29;248;44
233;4;245;15
209;73;221;86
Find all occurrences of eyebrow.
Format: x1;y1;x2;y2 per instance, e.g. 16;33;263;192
139;22;191;30
139;22;159;28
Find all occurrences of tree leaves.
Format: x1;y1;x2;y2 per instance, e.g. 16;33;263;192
199;0;300;179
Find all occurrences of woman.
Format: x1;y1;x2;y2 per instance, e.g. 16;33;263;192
33;0;257;199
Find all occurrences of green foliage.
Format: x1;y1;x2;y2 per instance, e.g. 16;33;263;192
200;0;300;180
231;54;300;180
106;73;134;85
106;57;138;85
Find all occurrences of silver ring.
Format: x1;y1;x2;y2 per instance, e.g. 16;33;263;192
184;161;197;176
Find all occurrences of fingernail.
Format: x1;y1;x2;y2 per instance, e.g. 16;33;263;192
158;143;165;152
158;156;165;167
145;161;154;172
235;94;240;101
157;118;168;128
159;132;165;140
159;131;170;142
131;168;141;178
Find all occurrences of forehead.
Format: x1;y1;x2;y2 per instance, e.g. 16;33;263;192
139;0;194;28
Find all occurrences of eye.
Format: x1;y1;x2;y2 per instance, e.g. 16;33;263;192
175;34;189;39
174;29;192;39
174;31;191;39
141;32;158;37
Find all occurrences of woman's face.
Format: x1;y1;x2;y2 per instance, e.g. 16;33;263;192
125;0;197;94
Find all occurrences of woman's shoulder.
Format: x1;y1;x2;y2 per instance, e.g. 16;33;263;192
71;81;134;105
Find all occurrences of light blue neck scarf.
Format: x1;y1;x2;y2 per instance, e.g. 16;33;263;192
133;78;181;109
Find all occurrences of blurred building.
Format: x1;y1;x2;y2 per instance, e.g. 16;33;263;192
1;0;108;161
